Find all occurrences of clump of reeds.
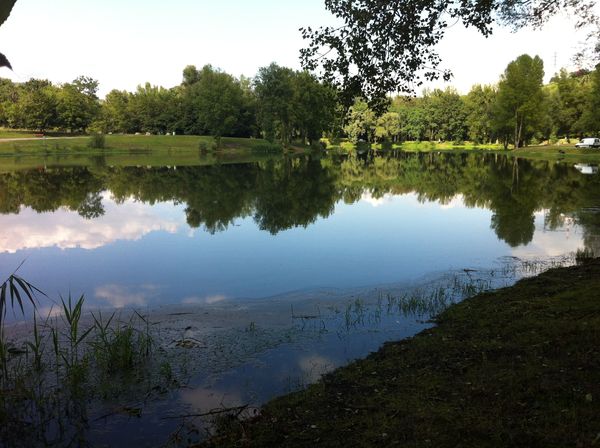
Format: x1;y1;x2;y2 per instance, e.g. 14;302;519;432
0;271;167;447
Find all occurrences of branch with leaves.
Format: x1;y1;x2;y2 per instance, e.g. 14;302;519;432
301;0;599;112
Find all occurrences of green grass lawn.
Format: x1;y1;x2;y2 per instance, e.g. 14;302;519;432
0;128;39;139
0;134;298;171
204;260;600;447
2;132;599;164
0;134;283;153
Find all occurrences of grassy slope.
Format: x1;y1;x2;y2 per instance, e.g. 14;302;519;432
205;260;600;447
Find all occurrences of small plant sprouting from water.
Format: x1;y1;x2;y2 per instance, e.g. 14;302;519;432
0;270;169;447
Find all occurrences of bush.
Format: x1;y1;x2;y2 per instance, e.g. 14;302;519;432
88;134;105;149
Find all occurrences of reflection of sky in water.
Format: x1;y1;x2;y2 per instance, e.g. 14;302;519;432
0;183;592;447
0;191;585;313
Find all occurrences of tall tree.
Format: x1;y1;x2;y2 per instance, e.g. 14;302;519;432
254;63;296;144
344;99;376;144
193;65;245;146
548;69;589;139
465;84;498;144
579;65;600;135
292;71;337;145
494;54;545;148
375;112;402;142
98;89;132;133
57;76;100;133
17;79;59;131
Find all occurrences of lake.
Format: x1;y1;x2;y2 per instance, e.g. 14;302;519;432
1;150;599;446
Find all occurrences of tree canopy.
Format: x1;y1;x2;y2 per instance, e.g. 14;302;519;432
301;0;599;109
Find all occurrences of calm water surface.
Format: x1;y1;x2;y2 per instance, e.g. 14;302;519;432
1;151;599;446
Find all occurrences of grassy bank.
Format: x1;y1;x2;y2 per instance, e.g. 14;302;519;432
0;134;286;154
205;260;600;447
0;134;302;171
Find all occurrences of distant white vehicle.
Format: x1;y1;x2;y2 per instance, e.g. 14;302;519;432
574;163;599;175
575;137;600;148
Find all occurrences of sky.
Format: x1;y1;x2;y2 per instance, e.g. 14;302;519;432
0;0;595;97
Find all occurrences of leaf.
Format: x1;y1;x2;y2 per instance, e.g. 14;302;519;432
0;0;18;28
0;53;12;70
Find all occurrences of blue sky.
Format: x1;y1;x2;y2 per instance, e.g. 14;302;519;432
0;0;592;96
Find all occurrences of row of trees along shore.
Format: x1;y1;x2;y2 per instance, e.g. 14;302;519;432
1;55;600;148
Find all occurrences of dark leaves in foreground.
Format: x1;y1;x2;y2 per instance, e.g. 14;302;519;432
301;0;599;112
0;53;12;70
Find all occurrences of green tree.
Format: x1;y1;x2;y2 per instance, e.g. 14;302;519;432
375;112;401;142
548;69;589;139
391;96;427;141
344;99;376;144
254;63;296;144
292;71;337;145
423;88;466;142
98;89;132;133
193;65;244;146
579;65;600;135
465;85;497;144
57;76;100;133
128;83;177;134
494;54;545;148
0;78;17;126
17;79;59;131
301;0;597;108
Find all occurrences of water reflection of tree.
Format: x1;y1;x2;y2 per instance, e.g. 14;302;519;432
1;153;600;248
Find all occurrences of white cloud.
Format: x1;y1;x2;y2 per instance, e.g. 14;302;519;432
94;284;152;309
182;295;227;305
297;354;335;383
361;192;395;208
0;196;185;254
439;194;465;210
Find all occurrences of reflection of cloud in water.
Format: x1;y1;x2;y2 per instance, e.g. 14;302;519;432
439;194;465;210
182;295;227;305
360;192;395;208
179;387;243;413
298;354;335;383
512;214;584;257
95;284;155;309
37;305;64;318
0;196;184;254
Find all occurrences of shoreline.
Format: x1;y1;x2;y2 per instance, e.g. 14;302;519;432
203;259;600;447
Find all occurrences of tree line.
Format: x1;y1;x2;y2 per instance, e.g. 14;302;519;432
2;153;600;250
347;55;600;148
1;54;600;148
